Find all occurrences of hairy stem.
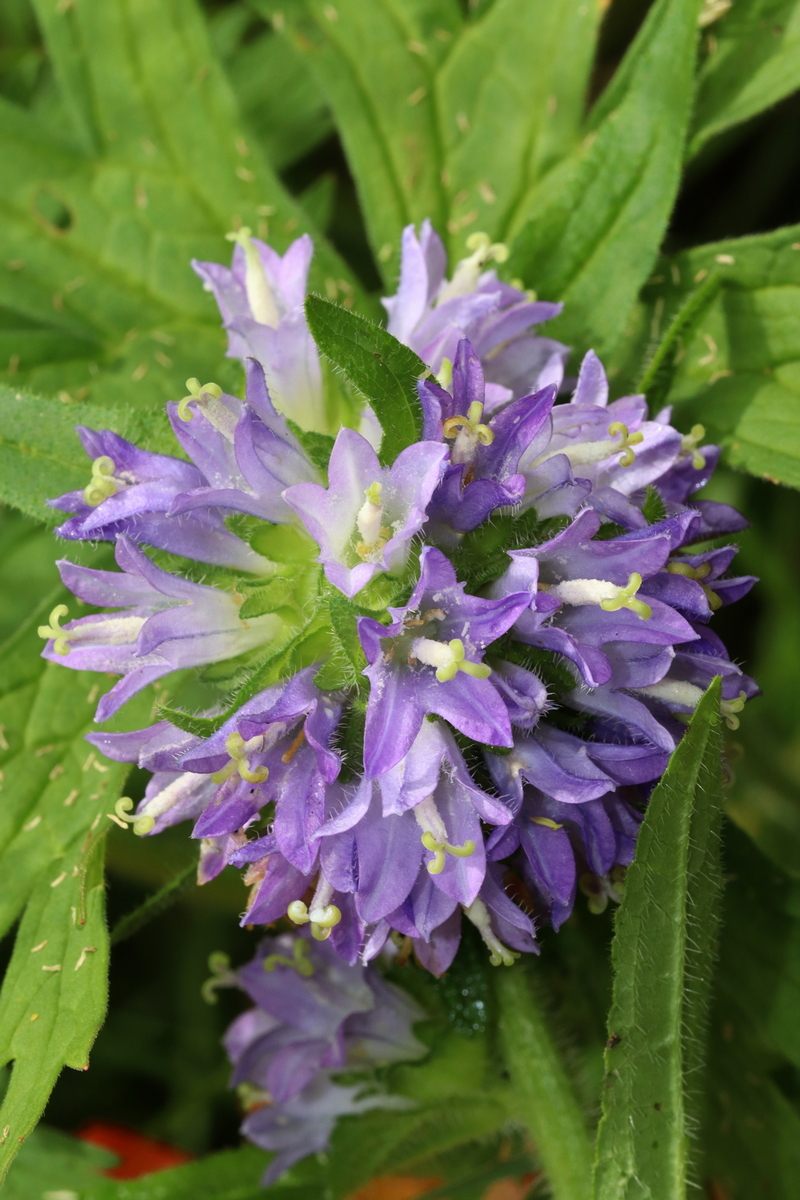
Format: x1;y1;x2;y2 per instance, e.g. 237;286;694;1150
496;964;593;1200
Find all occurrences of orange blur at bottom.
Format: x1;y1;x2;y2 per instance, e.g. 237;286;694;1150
76;1120;193;1180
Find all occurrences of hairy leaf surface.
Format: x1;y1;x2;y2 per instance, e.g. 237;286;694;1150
593;679;724;1199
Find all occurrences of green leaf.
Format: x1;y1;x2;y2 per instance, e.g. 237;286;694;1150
3;1124;116;1198
510;0;702;358
0;830;109;1183
263;0;458;280
592;678;724;1200
496;963;593;1200
304;294;425;463
82;1144;269;1199
314;586;367;691
637;224;800;486
218;18;333;172
0;595;153;939
0;0;361;413
262;0;604;272
440;0;603;251
0;384;157;523
637;272;721;408
690;0;800;159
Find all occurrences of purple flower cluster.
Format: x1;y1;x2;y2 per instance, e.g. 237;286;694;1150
215;931;425;1182
42;221;757;978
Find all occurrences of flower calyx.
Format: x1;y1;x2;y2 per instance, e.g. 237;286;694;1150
211;732;269;785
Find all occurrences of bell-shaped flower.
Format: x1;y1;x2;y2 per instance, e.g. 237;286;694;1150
38;536;282;722
223;932;425;1183
520;350;683;525
49;426;268;574
283;427;447;598
312;721;512;928
418;339;557;535
491;508;700;690
383;221;566;399
177;669;342;874
192;230;327;432
357;546;531;775
167;359;321;526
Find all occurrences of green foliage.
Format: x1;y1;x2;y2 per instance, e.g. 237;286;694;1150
511;0;702;358
3;1123;116;1198
637;272;721;409
593;680;724;1199
640;225;800;487
305;294;425;462
0;829;109;1183
84;1143;269;1199
0;383;153;521
690;0;800;158
265;0;600;277
0;0;360;422
497;964;593;1200
700;825;800;1196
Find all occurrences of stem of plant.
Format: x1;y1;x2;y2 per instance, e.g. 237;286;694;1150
496;964;593;1200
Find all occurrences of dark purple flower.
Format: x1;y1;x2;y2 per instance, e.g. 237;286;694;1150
418;339;557;535
357;547;531;775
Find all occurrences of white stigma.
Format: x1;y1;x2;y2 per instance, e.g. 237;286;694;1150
356;482;384;548
226;227;280;327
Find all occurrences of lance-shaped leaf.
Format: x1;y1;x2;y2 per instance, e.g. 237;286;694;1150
634;224;800;487
690;0;800;159
0;833;109;1183
261;0;457;280
592;678;724;1200
305;295;425;463
509;0;702;358
440;0;602;253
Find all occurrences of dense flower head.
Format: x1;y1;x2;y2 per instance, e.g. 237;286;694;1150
46;220;757;986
